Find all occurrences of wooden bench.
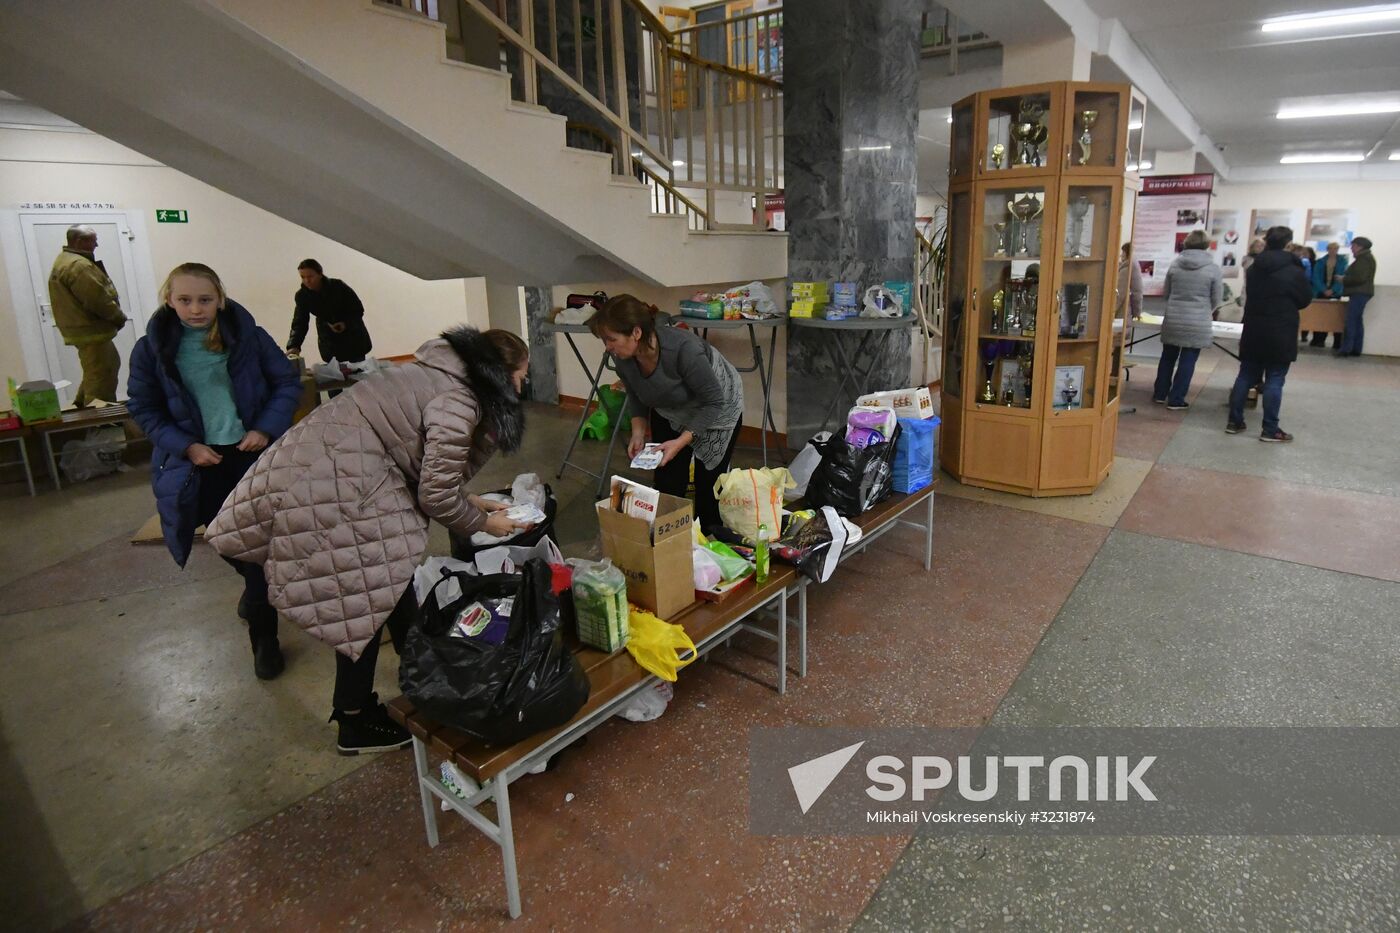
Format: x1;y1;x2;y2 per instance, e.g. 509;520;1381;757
29;403;133;491
386;483;936;918
387;567;801;918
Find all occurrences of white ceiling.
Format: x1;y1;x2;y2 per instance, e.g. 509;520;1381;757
1080;0;1400;168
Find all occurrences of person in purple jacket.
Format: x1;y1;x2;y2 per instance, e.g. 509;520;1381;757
127;262;302;680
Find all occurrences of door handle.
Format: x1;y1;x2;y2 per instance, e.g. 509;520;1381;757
39;303;55;325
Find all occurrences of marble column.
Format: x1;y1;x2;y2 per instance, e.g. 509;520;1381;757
523;285;559;404
784;0;922;449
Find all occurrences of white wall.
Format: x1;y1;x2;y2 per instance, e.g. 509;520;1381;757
0;126;489;386
1210;179;1399;358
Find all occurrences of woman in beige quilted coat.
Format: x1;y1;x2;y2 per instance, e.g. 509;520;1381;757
207;327;532;754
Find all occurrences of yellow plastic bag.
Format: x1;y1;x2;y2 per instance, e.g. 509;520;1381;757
713;467;794;542
625;608;697;682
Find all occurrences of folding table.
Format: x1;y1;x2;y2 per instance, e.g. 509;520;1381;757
686;315;785;465
788;315;918;437
547;322;625;498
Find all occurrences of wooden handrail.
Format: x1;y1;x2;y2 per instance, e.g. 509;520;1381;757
667;47;783;88
672;6;779;37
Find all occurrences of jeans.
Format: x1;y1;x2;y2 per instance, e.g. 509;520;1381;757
1153;344;1200;406
1340;293;1371;355
1229;361;1290;434
650;410;742;536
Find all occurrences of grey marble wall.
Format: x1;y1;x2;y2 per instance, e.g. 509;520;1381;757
523;285;559;404
784;0;922;448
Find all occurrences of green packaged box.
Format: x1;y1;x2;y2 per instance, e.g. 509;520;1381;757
8;378;61;424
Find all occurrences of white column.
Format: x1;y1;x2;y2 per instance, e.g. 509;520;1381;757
1000;35;1092;85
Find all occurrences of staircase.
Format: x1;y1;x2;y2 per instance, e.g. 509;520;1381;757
0;0;786;287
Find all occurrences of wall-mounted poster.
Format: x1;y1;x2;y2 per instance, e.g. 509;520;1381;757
1248;208;1297;241
1137;174;1214;296
1304;209;1359;252
1210;209;1244;280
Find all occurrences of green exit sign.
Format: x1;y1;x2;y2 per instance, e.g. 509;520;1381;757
156;209;188;223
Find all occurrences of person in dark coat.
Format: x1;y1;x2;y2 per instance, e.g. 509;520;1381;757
286;258;374;363
1338;236;1376;357
1226;226;1314;442
127;262;303;679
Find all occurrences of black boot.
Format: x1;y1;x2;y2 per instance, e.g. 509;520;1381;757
328;694;411;755
246;605;284;681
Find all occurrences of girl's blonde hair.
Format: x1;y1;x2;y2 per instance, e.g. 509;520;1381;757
160;262;227;352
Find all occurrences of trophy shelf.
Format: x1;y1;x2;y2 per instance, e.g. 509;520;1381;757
940;80;1138;498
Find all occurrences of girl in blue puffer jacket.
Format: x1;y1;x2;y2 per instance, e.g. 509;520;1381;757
127;262;302;680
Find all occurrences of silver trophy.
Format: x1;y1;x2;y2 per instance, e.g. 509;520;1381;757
1060;374;1080;408
1067;195;1091;258
1009;193;1045;256
993;221;1010;257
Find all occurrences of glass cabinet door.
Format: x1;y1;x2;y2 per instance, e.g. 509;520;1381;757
1106;180;1139;403
949;98;977;183
943;189;972;399
1050;181;1120;413
974;184;1053;410
1126;89;1147;172
1066;86;1124;171
985;87;1056;175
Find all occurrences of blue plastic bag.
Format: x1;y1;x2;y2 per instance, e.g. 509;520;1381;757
892;417;939;494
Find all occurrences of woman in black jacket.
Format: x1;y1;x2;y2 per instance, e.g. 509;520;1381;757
1226;226;1314;442
285;258;373;363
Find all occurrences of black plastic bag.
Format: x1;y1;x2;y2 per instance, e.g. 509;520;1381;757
398;558;590;746
448;484;559;562
806;424;901;517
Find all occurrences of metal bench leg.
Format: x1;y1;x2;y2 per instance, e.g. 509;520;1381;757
777;589;787;695
798;580;808;677
412;737;440;848
924;492;935;572
42;431;61;491
21;438;35;497
495;772;523;919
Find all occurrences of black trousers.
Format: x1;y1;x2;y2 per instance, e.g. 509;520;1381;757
333;597;409;711
195;446;275;644
650;411;742;536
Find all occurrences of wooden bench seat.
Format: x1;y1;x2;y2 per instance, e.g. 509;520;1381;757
387;564;798;784
30;403;134;491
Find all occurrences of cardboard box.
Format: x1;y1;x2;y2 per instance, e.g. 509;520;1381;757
597;492;695;620
7;378;61;424
856;386;935;420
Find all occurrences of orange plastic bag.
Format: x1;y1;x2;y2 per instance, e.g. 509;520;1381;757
625;608;697;682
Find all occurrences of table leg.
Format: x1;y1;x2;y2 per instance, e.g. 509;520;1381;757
556;334;609;481
924;491;934;571
777;588;787;695
798;581;808;677
598;391;627;499
21;437;36;497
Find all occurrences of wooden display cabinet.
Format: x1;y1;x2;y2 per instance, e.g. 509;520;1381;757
941;81;1144;496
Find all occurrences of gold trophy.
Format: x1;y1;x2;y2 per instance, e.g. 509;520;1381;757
1011;100;1047;166
991;142;1006;170
1077;110;1099;165
991;289;1005;333
1009;193;1045;256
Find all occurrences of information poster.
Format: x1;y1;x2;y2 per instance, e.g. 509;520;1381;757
1248;208;1298;241
1136;173;1214;297
1304;208;1359;252
1209;209;1244;280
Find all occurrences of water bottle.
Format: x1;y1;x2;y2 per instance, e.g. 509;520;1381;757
755;523;770;585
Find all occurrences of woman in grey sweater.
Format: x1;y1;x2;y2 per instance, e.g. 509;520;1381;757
590;294;744;534
1154;230;1222;409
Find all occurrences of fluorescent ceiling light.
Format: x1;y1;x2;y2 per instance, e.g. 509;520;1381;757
1390;151;1400;160
1128;119;1143;130
1279;152;1366;163
1128;160;1154;172
671;159;686;167
1139;160;1153;170
858;144;892;151
1277;101;1400;119
1262;4;1400;32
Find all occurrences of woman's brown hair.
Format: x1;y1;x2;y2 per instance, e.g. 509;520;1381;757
160;262;227;352
483;329;529;370
587;293;659;344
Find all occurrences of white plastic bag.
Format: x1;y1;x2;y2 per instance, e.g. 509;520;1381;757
473;537;564;575
860;285;902;318
786;437;826;501
59;425;126;483
740;281;780;317
615;681;674;723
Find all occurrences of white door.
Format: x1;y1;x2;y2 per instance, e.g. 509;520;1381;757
19;214;148;407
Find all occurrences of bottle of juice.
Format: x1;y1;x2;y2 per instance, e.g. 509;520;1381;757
755;523;770;585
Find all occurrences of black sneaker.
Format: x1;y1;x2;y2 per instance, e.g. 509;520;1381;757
1166;402;1190;411
1225;422;1246;434
1259;429;1294;443
330;698;412;755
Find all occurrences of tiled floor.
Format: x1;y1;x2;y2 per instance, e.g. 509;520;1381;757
2;347;1398;931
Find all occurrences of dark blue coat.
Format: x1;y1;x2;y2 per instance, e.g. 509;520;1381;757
126;300;302;566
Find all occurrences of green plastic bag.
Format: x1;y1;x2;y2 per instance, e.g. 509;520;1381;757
703;540;753;582
579;386;626;440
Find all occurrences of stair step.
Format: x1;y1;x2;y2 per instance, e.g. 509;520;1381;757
438;58;512;87
505;101;566;124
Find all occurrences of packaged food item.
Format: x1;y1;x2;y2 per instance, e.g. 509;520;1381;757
571;559;630;652
630;443;665;470
609;476;661;524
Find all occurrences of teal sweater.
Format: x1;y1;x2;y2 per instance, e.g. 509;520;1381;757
176;324;246;445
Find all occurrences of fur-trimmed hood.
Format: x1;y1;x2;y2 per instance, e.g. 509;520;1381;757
418;326;525;454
